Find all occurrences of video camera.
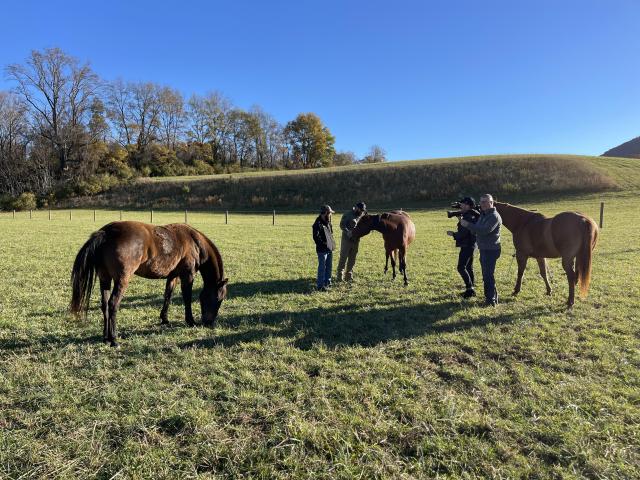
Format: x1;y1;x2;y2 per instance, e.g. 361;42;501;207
446;200;480;219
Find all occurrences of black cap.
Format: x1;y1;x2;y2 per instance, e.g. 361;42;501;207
320;205;335;214
460;197;476;208
355;201;367;212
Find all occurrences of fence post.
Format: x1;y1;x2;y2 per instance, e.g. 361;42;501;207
69;210;72;221
272;210;276;226
225;211;228;225
29;210;32;219
12;210;15;219
93;210;96;222
49;209;51;221
599;202;604;229
119;210;122;221
185;209;188;224
151;210;154;223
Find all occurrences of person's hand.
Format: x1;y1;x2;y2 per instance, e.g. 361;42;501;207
459;219;469;228
446;230;454;237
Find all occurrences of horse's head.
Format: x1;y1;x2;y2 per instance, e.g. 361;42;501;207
200;277;228;326
351;214;379;239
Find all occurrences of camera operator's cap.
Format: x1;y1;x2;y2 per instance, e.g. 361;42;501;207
320;205;335;214
355;201;367;212
461;196;476;208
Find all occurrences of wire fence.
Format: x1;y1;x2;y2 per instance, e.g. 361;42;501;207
0;201;607;228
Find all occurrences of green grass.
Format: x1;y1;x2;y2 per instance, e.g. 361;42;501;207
1;189;638;478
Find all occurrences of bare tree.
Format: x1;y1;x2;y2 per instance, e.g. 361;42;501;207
5;48;99;175
362;144;387;163
129;82;161;153
158;86;184;150
0;91;30;195
105;78;134;146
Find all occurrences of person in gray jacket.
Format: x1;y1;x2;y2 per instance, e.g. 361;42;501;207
460;194;502;306
336;201;367;282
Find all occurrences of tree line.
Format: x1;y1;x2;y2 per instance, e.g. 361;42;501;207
0;48;386;208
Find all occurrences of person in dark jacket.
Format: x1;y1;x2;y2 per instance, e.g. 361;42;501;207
460;194;502;306
312;205;336;291
447;196;480;298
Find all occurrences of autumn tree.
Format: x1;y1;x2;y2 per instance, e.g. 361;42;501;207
283;113;335;168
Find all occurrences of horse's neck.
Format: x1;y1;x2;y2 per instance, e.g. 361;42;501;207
199;239;224;283
496;203;537;232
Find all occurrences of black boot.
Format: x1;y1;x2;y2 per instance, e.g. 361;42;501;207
462;288;476;298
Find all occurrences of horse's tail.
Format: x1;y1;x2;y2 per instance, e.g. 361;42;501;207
70;230;106;318
576;217;599;298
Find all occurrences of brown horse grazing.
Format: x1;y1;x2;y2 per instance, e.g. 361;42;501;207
351;210;416;285
70;221;228;346
494;202;598;307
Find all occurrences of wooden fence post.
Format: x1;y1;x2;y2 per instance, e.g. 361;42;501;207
49;209;51;221
599;202;604;229
225;211;228;224
151;210;154;223
185;209;188;223
69;210;72;221
119;210;122;221
12;210;15;219
272;210;276;225
93;210;96;222
29;210;32;219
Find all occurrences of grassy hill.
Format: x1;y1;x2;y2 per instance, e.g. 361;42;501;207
63;154;639;211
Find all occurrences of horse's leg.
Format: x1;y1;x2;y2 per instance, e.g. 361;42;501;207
180;272;195;326
399;246;408;286
160;277;179;325
513;254;528;296
384;251;390;274
99;276;112;343
107;274;130;347
390;249;397;280
536;258;552;296
562;256;576;308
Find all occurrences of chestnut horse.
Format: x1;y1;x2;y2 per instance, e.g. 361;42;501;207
495;202;598;307
351;210;416;285
70;221;228;346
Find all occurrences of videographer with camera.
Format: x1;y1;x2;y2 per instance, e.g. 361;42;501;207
460;194;502;307
446;197;480;298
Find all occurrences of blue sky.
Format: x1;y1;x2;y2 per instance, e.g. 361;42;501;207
1;0;639;160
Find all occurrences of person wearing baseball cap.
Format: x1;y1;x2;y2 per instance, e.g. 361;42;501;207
336;201;367;282
447;196;480;298
312;205;336;291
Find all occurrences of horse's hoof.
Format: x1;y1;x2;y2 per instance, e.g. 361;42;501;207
512;290;519;297
110;341;119;348
186;321;195;328
546;290;552;296
160;319;169;326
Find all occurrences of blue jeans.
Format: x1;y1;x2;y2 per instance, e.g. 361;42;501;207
317;251;333;289
479;247;501;304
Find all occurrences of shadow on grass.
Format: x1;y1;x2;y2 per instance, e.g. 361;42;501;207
181;300;552;350
5;277;554;353
120;278;314;311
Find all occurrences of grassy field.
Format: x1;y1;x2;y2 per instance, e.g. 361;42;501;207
0;188;638;478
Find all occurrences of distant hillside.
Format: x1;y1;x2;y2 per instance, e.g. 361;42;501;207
64;154;623;211
602;136;640;159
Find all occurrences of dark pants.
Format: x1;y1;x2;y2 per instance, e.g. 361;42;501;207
317;251;333;289
457;246;475;290
479;247;501;304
